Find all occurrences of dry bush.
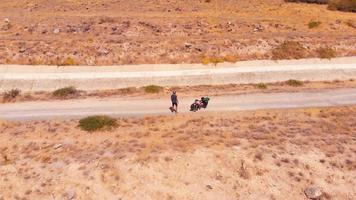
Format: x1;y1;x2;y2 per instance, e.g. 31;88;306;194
79;115;117;132
255;83;268;89
316;47;337;59
328;0;356;12
52;86;78;98
60;57;77;66
201;55;239;65
2;89;21;102
272;41;307;60
239;160;250;179
308;20;322;28
144;85;163;93
285;79;304;86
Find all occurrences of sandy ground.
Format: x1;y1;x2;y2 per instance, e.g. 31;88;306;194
0;0;355;65
0;106;355;200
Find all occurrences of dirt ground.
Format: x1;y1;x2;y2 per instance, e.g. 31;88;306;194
0;0;355;65
0;106;355;200
2;79;356;103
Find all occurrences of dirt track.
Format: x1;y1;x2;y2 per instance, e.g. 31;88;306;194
1;88;356;120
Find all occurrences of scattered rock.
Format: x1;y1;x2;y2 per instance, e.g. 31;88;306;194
239;160;250;179
64;188;76;200
253;24;264;32
53;28;60;34
19;47;27;53
346;20;356;29
330;23;340;30
1;18;11;31
54;144;62;149
96;48;111;56
206;185;213;190
184;43;193;48
304;186;323;199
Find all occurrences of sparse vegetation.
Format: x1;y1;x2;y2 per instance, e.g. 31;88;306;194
316;47;337;59
272;41;307;60
1;105;356;199
52;86;78;98
255;83;268;89
286;79;303;86
201;55;239;65
2;89;21;102
79;115;117;132
285;0;356;12
345;20;356;28
144;85;163;93
60;57;76;66
328;0;356;12
308;20;322;29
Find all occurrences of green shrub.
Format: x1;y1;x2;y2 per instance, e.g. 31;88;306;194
328;0;356;12
255;83;268;89
286;79;303;86
52;86;78;98
2;89;21;102
272;41;307;60
144;85;163;93
79;115;117;132
308;21;322;28
316;47;337;59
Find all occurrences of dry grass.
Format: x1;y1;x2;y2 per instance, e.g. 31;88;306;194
317;47;337;59
328;0;356;12
201;55;239;65
2;89;21;103
59;57;77;66
1;0;355;65
271;41;308;60
0;106;355;199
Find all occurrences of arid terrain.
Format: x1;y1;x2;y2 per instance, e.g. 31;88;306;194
0;0;355;65
0;106;355;199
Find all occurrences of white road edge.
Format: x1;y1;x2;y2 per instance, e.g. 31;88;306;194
0;57;356;92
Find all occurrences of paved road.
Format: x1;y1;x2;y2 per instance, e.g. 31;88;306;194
1;88;356;121
1;57;356;92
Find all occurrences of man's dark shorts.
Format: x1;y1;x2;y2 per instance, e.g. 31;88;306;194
172;102;178;107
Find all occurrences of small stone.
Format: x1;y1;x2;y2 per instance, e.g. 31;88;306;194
184;43;193;48
206;185;213;190
64;189;76;200
304;186;323;199
346;20;356;29
53;28;60;34
54;144;62;149
4;18;10;23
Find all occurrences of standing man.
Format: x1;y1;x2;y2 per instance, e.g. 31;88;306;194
171;91;178;113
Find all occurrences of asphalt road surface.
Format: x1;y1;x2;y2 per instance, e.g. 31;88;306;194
1;88;356;121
